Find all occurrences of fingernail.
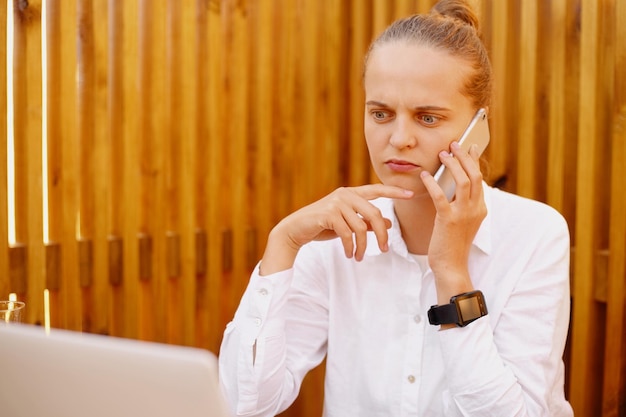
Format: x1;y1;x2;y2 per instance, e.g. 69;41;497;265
439;151;450;159
451;141;460;149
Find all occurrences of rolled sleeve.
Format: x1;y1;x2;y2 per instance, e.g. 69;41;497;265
219;264;294;416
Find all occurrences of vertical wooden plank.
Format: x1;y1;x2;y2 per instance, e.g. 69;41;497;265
296;0;318;202
108;0;140;339
485;0;512;188
74;0;110;335
136;0;154;341
371;0;392;41
246;0;273;284
272;0;296;222
546;0;567;212
570;0;604;415
218;0;235;322
201;0;227;353
416;0;436;15
194;0;210;350
604;117;626;413
0;1;8;298
11;0;27;258
166;0;197;346
90;0;111;337
76;0;99;334
137;0;167;343
13;0;44;324
218;0;249;332
108;0;123;336
230;0;249;326
122;0;141;340
603;1;626;414
533;1;552;202
195;0;218;351
516;0;538;198
165;0;181;344
319;1;346;194
561;0;581;226
393;0;415;20
45;0;78;330
189;0;207;348
347;0;370;187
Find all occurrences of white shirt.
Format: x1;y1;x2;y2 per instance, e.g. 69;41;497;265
219;184;574;417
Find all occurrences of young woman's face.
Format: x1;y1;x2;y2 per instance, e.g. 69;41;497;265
364;42;477;195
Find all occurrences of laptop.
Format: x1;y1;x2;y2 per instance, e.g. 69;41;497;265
0;323;232;417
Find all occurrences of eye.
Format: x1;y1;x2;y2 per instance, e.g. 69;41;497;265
420;114;439;125
371;110;389;121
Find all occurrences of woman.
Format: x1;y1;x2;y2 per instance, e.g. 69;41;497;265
219;1;574;416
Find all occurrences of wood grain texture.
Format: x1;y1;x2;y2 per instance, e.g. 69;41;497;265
0;1;624;415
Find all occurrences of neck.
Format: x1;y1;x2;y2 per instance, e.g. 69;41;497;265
393;193;437;255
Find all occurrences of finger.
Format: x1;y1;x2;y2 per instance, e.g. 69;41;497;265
353;220;369;261
330;216;356;258
341;209;373;261
369;217;393;253
332;201;378;259
420;169;451;210
364;217;393;231
450;141;480;173
348;198;394;253
352;184;414;201
468;143;481;161
442;142;476;201
451;142;483;200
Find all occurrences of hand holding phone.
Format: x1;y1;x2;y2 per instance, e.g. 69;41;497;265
433;108;490;201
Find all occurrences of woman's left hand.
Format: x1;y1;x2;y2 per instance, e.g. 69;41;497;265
420;142;487;302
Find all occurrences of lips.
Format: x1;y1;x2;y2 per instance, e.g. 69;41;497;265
385;159;420;173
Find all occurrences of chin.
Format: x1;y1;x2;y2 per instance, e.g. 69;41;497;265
381;177;425;194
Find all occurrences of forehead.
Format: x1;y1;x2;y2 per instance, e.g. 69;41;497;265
364;41;472;107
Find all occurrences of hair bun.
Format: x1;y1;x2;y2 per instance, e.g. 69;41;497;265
431;0;480;31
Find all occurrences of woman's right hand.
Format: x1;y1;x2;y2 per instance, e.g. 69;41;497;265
259;184;414;275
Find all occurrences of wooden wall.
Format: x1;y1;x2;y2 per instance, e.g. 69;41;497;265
1;0;624;416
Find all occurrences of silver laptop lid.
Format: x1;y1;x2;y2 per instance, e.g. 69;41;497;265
0;324;231;417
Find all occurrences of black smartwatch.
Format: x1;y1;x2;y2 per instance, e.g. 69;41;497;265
427;290;488;327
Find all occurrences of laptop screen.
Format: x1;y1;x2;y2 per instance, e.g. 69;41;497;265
0;324;231;417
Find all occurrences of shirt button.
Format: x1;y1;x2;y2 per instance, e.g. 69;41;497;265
413;315;422;324
407;375;416;384
259;288;268;296
253;318;262;326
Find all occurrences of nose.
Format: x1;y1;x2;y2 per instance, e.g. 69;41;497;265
389;117;418;149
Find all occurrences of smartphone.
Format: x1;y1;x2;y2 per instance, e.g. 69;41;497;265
433;108;490;201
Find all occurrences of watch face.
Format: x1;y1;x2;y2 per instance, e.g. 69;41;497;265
454;291;487;325
457;296;483;320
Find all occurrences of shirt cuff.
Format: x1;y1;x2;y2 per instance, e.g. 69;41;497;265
234;263;294;345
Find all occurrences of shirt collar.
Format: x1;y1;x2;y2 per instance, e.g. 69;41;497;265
364;183;493;258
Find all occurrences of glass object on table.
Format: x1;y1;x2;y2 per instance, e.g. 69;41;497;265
0;300;25;323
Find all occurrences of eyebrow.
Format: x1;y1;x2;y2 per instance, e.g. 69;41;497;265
365;101;451;112
365;100;389;107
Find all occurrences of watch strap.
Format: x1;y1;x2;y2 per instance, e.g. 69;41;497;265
427;302;458;325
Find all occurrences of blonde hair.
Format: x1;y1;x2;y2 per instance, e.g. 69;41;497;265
364;0;492;109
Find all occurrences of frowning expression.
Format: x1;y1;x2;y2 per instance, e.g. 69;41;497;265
364;42;477;194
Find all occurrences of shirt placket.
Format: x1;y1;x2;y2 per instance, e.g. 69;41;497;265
398;257;425;416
